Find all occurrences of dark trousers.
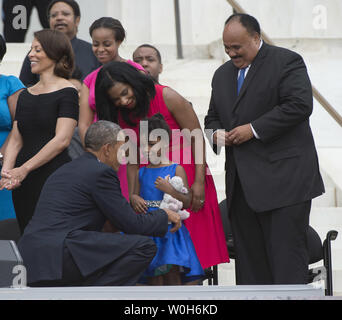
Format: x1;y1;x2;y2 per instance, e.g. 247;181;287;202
2;0;50;42
230;175;311;285
30;237;157;287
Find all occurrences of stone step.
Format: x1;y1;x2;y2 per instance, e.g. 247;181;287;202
160;59;221;97
186;97;211;117
213;261;342;296
215;261;236;286
320;168;337;189
162;78;212;98
310;207;342;233
310;207;342;283
216;190;226;204
206;155;225;175
312;187;337;207
211;179;337;207
317;149;342;206
208;207;342;295
332;270;342;295
1;44;31;77
161;59;222;79
1;61;22;78
207;162;338;207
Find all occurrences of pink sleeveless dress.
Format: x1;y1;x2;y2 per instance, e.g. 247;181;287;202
119;84;229;269
83;60;145;200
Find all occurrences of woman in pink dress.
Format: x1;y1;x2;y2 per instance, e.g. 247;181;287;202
78;17;144;200
94;61;229;270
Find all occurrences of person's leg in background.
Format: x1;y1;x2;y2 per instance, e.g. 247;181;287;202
2;0;33;42
34;0;50;29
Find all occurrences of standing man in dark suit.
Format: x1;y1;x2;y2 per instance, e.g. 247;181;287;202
204;13;324;285
18;121;181;287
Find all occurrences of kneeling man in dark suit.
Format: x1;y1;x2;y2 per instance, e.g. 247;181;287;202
18;120;181;287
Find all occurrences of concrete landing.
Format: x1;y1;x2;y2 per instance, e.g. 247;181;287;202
0;284;326;300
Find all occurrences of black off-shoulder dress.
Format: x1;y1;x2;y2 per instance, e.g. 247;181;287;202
13;87;79;234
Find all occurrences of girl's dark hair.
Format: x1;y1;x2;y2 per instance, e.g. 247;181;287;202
0;34;6;61
95;61;155;126
89;17;126;42
34;29;74;79
144;113;170;137
47;0;81;19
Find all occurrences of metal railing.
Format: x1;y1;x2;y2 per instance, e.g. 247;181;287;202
226;0;342;128
174;0;184;59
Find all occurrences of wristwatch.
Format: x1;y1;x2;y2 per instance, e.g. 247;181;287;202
0;152;3;167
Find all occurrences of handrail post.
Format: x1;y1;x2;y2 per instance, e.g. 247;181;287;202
174;0;183;59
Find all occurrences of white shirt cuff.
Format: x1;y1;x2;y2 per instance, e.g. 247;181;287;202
211;129;227;154
250;124;260;139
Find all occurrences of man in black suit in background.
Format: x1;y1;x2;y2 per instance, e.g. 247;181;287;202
18;121;181;287
205;13;324;285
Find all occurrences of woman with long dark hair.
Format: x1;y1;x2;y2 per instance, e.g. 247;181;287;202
78;17;144;200
95;61;229;271
0;29;78;234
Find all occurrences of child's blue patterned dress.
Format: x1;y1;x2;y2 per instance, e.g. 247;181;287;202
139;163;204;281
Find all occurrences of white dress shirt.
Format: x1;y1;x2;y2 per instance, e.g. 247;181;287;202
211;39;263;148
239;40;263;139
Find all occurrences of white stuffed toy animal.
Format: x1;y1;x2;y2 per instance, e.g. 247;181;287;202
159;175;190;221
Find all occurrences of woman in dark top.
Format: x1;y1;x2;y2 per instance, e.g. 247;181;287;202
0;29;78;234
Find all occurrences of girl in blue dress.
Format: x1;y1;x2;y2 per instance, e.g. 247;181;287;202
130;113;204;285
0;35;25;220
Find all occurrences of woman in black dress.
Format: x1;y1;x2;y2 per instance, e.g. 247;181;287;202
0;29;78;234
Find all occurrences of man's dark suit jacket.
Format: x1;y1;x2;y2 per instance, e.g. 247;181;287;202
18;152;168;284
205;43;324;213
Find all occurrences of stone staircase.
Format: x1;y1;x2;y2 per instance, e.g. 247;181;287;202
2;44;342;295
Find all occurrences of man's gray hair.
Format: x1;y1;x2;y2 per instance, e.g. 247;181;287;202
84;120;122;151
